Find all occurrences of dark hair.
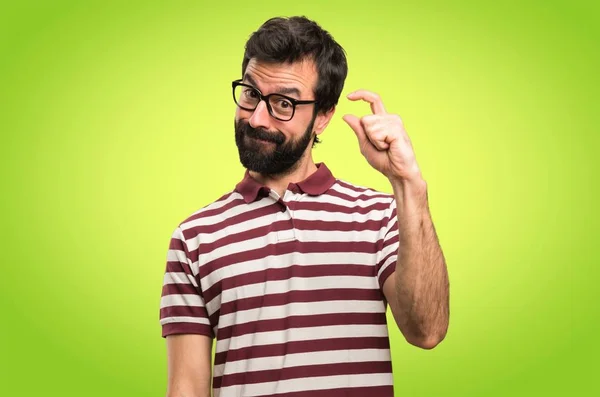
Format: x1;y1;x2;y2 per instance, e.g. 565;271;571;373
242;16;348;145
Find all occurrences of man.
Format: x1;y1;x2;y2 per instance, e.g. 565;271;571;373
160;16;449;397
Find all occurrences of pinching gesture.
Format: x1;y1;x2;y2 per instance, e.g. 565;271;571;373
342;90;422;185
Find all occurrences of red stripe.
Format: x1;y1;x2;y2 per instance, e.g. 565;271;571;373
161;282;198;297
165;260;194;276
290;200;390;214
168;235;186;251
183;203;280;238
389;206;397;221
335;180;392;196
379;263;396;290
199;220;296;254
214;336;390;365
214;360;392;388
198;240;380;279
208;308;221;326
183;186;391;227
219;288;383;317
186;195;243;220
253;385;393;397
160;305;209;320
198;218;388;255
377;250;397;276
292;218;385;232
204;264;375;303
327;186;393;202
382;233;399;250
385;217;398;236
183;192;238;222
216;311;387;340
161;321;213;338
336;180;370;192
182;197;391;241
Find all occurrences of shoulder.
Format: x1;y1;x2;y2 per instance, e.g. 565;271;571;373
175;189;245;236
330;179;395;205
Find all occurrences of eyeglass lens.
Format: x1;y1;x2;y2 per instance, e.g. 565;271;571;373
234;85;295;120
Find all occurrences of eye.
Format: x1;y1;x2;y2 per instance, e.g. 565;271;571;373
277;99;292;108
243;88;258;98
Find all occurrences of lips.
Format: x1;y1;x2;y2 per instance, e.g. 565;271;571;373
236;119;285;145
247;132;280;144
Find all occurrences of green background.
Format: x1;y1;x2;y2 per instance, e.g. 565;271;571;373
1;0;598;395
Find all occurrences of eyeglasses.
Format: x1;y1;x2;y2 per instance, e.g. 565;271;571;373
232;79;317;122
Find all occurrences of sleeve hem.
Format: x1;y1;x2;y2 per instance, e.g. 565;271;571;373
161;322;214;339
378;259;396;290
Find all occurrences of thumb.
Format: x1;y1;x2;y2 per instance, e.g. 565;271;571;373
342;114;367;144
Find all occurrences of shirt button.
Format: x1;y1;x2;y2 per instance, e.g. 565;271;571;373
277;199;286;212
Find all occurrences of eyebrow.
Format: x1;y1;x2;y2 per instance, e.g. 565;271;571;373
244;73;302;98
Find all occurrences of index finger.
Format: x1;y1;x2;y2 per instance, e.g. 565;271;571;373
347;90;387;115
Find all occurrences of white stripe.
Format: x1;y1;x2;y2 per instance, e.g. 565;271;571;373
183;199;274;228
180;192;242;225
218;299;384;329
160;294;203;308
295;228;382;242
385;223;399;239
167;248;201;277
186;214;276;249
291;209;388;223
205;192;241;209
216;275;377;306
200;251;378;288
163;272;198;288
205;274;378;315
378;226;399;260
194;228;380;262
160;316;210;326
183;214;391;256
201;228;382;264
331;181;392;198
377;230;398;279
380;242;399;262
214;348;391;377
166;248;188;263
303;192;393;208
216;323;388;353
184;198;392;252
200;232;276;263
215;372;393;397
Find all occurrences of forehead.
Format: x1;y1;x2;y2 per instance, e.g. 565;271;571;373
244;58;317;96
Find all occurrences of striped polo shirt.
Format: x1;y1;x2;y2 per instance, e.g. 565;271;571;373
160;162;400;397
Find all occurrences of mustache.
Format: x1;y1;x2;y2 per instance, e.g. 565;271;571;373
237;121;285;145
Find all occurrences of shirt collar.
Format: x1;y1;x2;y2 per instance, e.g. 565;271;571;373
235;162;336;204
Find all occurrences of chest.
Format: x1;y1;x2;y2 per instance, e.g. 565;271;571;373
195;198;389;326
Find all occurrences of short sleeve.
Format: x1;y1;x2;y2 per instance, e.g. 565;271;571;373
159;227;213;338
376;198;399;290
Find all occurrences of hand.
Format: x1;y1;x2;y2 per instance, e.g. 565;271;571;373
343;90;422;185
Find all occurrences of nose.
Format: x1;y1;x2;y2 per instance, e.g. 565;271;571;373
248;100;272;130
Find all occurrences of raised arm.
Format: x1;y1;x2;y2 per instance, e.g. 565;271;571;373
343;90;449;349
166;334;212;397
383;180;449;349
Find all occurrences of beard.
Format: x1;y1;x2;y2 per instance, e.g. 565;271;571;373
234;116;316;176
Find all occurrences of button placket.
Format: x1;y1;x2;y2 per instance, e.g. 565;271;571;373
276;190;298;242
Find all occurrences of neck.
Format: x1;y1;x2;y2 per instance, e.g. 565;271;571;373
249;156;318;198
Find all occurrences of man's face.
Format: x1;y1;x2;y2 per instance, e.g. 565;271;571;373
234;59;323;176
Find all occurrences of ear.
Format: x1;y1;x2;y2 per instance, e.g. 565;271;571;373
313;106;336;136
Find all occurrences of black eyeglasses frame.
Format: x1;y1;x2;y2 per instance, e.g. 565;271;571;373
232;79;318;122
